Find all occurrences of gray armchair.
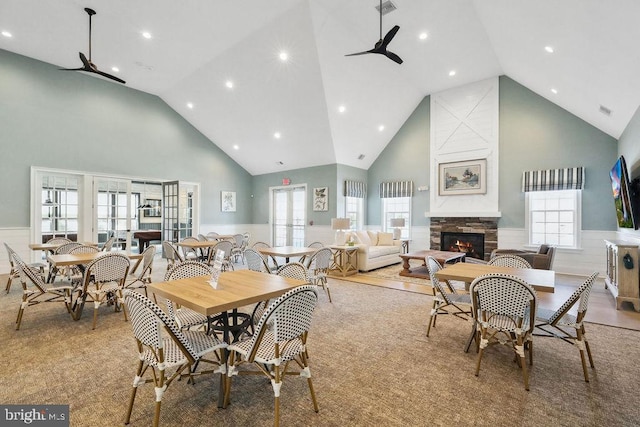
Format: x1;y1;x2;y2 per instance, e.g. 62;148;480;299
490;245;555;270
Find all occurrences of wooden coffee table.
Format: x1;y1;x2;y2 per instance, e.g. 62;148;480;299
399;250;466;279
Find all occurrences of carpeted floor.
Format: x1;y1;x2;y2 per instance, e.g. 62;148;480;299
2;267;640;426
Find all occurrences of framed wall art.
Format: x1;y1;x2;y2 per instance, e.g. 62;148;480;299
439;159;487;195
143;199;161;217
221;191;236;212
313;187;328;211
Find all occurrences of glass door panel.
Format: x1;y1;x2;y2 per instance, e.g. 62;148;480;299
272;186;306;246
95;178;132;249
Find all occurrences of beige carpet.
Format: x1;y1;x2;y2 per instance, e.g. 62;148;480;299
2;270;640;426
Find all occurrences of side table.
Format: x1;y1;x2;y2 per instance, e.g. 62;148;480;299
328;245;359;277
394;239;410;254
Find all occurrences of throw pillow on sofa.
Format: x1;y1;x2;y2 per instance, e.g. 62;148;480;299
377;232;394;246
367;231;379;246
355;230;371;246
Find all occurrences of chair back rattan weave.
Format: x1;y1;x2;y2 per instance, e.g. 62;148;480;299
488;254;532;269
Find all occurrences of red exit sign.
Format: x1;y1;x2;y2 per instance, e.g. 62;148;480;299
282;178;291;185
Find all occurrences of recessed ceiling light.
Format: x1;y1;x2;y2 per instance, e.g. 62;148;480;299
448;70;456;77
274;132;281;139
187;102;194;109
111;66;119;72
551;88;558;94
225;80;234;89
142;31;152;39
233;144;239;150
1;30;12;38
279;51;289;61
544;46;554;53
338;105;346;113
378;125;385;132
418;32;428;40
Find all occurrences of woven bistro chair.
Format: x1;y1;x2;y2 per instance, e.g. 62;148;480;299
299;241;325;264
73;252;130;329
224;285;320;427
163;261;212;331
123;290;227;427
179;236;201;260
230;233;249;264
162;241;184;271
45;237;72;245
124;246;156;297
244;248;273;273
425;257;474;349
488;254;532;269
4;242;46;293
11;252;74;330
102;235;115;252
47;241;82;283
304;247;333;302
252;241;279;271
470;273;537;390
535;271;599;382
206;240;235;271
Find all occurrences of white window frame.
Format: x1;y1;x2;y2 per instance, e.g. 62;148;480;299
382;196;411;239
345;196;364;231
525;189;581;249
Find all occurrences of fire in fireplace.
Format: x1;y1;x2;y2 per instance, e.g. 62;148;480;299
441;232;485;260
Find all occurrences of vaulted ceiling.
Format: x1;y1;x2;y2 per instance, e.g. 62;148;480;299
2;0;639;175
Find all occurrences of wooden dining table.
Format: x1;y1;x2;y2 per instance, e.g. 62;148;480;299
257;246;317;263
47;251;143;283
434;262;555;293
147;269;307;407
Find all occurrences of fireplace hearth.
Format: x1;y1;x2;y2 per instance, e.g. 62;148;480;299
441;232;484;260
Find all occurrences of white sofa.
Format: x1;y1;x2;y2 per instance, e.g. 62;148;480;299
346;230;403;272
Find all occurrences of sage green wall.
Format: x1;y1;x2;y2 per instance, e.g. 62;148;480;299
367;96;430;226
0;49;252;227
251;164;337;225
499;76;618;230
336;164;368;217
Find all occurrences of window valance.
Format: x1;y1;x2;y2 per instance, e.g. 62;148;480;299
522;167;584;192
344;180;367;198
380;180;414;198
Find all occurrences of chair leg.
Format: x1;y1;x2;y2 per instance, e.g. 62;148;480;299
581;325;595;368
516;335;530;390
300;353;319;413
426;300;438;337
475;328;487;377
124;360;144;425
224;352;236;408
92;300;100;330
273;364;281;427
15;301;26;330
576;327;590;382
5;273;13;293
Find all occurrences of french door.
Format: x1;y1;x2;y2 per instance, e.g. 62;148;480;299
272;186;306;246
94;178;133;249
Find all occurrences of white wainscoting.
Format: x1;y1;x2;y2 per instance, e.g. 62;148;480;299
0;228;32;274
497;228;617;276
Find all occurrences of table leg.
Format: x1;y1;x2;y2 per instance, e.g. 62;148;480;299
401;258;412;275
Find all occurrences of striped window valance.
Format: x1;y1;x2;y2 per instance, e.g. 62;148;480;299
380;180;414;198
344;180;367;198
522;167;585;192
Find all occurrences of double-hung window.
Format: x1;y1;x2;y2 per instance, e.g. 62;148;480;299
380;181;413;239
523;168;584;249
344;180;367;231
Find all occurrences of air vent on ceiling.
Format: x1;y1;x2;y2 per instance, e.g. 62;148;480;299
358;154;366;160
375;1;397;15
599;105;612;116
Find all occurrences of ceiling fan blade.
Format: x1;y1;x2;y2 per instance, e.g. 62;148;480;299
345;49;376;57
59;67;85;71
92;69;127;84
385;50;403;64
381;25;400;48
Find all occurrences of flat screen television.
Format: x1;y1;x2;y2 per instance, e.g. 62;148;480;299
609;155;637;229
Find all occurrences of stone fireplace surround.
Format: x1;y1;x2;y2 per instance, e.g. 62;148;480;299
429;217;498;262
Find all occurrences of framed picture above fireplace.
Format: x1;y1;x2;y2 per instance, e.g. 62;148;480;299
439;159;487;195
